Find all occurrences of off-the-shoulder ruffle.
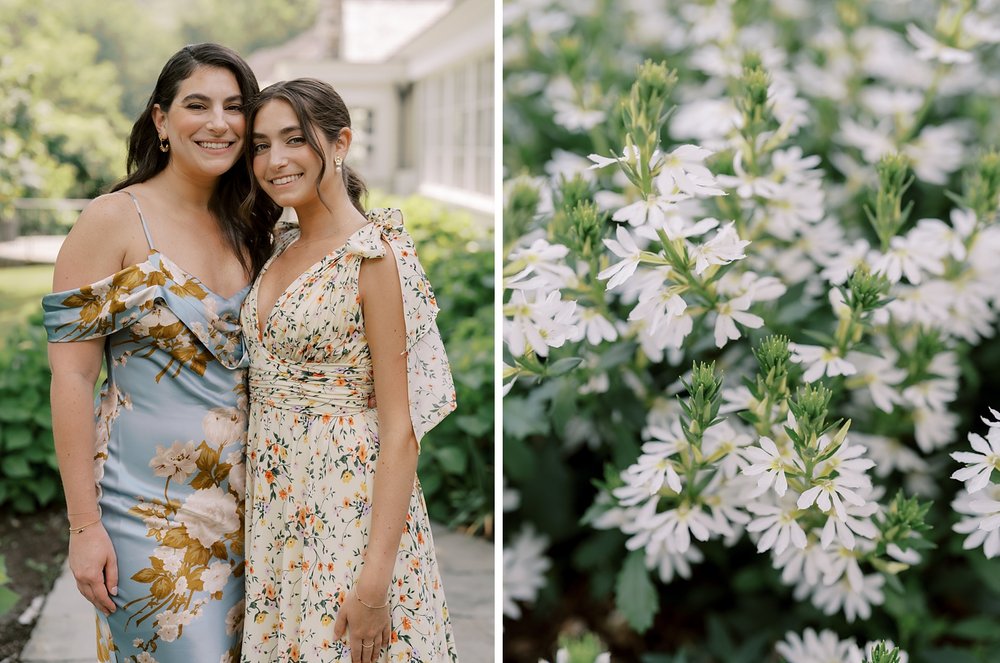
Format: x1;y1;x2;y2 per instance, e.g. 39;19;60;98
42;253;247;370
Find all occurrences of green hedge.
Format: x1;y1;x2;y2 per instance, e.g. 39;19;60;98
372;194;495;535
0;311;60;513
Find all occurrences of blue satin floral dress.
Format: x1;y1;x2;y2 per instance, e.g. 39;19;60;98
42;193;249;663
240;209;459;662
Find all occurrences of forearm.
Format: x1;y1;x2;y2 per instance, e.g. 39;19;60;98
357;430;419;599
50;372;102;521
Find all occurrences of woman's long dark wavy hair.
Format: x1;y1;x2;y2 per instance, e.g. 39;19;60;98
241;77;369;230
111;43;274;278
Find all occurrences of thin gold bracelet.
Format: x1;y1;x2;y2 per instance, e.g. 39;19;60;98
353;586;389;610
68;516;102;535
68;506;103;535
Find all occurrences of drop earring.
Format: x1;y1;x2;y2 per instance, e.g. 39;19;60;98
158;135;170;153
335;155;343;173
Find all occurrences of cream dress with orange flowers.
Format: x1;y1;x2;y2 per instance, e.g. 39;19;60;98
240;208;459;662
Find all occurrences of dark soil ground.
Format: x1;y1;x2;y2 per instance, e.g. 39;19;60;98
0;505;68;662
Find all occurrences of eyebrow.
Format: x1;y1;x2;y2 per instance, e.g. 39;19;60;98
252;126;303;139
180;93;243;104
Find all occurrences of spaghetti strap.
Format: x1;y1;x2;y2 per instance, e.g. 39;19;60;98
124;191;155;250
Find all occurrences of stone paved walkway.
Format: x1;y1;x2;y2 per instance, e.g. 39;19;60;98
21;524;493;662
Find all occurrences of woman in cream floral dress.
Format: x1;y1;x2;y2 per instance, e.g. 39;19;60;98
44;44;275;662
240;78;459;662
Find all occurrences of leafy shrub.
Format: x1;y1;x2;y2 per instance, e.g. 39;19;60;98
372;193;495;535
0;311;60;513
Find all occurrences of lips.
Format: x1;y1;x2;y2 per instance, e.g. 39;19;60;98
270;174;303;186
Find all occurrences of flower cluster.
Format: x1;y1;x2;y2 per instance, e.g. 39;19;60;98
951;408;1000;558
503;0;1000;659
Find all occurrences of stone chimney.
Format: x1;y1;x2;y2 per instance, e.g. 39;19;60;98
316;0;344;59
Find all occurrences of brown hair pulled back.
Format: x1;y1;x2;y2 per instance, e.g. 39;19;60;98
112;43;274;278
242;77;368;226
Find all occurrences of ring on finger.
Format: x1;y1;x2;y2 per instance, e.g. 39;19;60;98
362;640;375;648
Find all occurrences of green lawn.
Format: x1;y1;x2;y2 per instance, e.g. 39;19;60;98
0;265;54;328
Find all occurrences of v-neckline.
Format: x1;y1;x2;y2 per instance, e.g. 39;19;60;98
154;250;251;302
254;221;375;340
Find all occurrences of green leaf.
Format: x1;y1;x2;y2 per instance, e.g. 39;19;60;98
454;414;491;437
615;549;658;633
3;426;32;451
0;401;29;423
950;616;1000;642
545;357;584;377
502;396;550;440
0;586;19;617
2;455;31;478
435;446;467;475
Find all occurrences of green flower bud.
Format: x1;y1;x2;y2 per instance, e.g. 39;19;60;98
864;153;915;250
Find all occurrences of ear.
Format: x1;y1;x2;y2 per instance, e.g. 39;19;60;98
152;104;167;136
335;126;353;157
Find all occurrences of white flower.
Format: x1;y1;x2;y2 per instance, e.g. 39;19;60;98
776;628;862;663
136;653;159;663
506;239;576;291
655;144;726;198
149;441;198;483
789;343;856;383
742;436;793;497
746;499;808;555
587;144;640;169
202;407;245;448
201;561;232;595
176;486;240;548
713;293;764;348
645;538;705;583
906;24;974;64
951;413;1000;493
613;441;684;506
690;223;750;275
622;499;715;554
811;571;885;622
503;525;551;619
568;307;618;345
154;608;195;642
629;286;688;337
953;484;1000;558
846;351;906;413
598;225;644;289
873;233;946;284
797;474;868;522
503;289;578;357
152;545;185;575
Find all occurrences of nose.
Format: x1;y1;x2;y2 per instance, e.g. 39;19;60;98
206;106;227;134
269;146;289;169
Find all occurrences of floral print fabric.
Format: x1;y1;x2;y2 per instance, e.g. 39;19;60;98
241;208;459;662
43;249;249;663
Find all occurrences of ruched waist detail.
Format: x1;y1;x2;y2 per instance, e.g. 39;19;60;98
249;360;374;414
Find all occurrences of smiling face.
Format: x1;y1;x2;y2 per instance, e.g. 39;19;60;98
153;65;246;179
251;98;338;209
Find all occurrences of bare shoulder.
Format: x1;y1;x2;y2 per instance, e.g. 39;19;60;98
53;191;145;291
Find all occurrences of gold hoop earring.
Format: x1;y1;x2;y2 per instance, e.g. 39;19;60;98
335;155;343;173
158;136;170;153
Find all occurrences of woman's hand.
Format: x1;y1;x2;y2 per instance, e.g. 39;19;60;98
333;583;392;663
68;522;118;616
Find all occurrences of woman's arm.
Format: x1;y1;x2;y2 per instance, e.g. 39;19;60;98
334;239;418;662
48;194;137;615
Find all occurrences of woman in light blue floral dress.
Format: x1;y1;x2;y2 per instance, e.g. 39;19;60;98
240;79;459;662
43;44;275;663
